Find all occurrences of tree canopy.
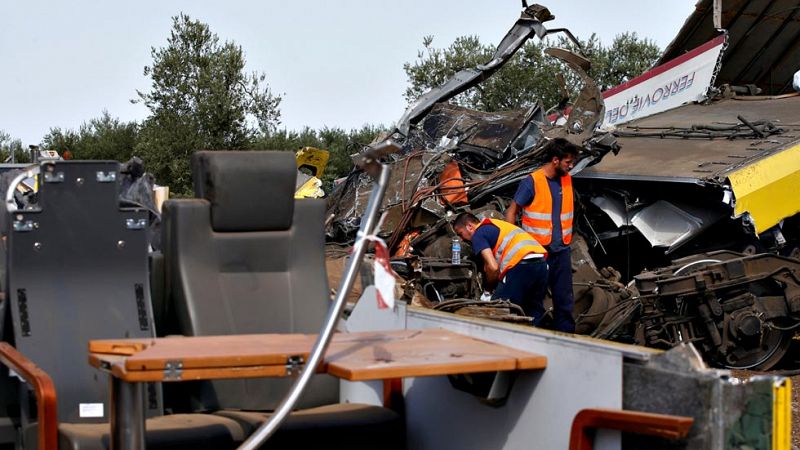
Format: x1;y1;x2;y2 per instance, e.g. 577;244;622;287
0;131;28;163
28;22;662;197
403;32;661;112
42;111;138;161
134;13;283;194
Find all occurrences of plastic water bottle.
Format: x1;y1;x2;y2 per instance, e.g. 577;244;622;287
451;237;461;265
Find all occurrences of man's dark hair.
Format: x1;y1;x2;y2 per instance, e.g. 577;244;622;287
453;212;480;229
544;138;580;161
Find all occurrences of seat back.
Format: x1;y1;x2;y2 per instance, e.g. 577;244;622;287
6;161;161;425
163;151;337;411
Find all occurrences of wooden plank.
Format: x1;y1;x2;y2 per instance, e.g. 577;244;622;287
325;329;547;381
123;334;317;371
111;364;292;383
90;352;292;382
89;329;547;382
89;339;152;356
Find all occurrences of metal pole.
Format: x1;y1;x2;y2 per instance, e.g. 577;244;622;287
110;377;146;450
236;161;392;450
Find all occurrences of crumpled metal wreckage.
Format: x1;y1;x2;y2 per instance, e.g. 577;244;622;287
324;4;800;370
324;3;616;316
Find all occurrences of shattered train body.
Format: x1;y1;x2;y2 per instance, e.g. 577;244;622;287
324;4;617;310
324;2;800;371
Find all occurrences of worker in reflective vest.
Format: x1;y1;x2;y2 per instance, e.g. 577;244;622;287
505;138;579;333
454;213;549;324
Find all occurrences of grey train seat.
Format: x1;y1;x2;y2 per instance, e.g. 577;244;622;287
161;151;404;449
3;161;245;450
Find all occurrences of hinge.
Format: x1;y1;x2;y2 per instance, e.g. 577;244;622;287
43;171;64;183
12;220;35;232
96;171;117;183
285;355;305;377
125;218;147;230
163;360;183;380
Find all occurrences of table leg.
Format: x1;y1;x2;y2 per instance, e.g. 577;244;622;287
109;377;145;450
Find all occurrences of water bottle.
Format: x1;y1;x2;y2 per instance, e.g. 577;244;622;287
451;237;461;265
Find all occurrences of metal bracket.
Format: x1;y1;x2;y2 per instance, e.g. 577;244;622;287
448;371;519;407
12;220;35;232
96;171;117;183
285;355;305;377
125;218;147;230
163;360;183;380
43;172;64;183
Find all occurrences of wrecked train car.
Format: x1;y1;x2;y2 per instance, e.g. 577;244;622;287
575;0;800;277
325;5;618;310
326;0;800;372
576;95;800;277
574;247;800;370
566;0;800;370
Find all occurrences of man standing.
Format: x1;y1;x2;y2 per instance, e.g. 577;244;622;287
453;213;548;324
505;138;578;333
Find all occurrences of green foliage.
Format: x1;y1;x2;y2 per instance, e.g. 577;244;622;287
134;13;283;195
403;32;661;112
41;111;139;161
0;130;29;163
254;125;384;190
596;32;663;89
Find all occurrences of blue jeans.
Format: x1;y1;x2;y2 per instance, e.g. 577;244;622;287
493;258;548;324
547;248;575;332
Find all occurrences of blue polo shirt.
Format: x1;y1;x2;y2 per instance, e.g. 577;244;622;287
471;222;500;256
513;175;567;253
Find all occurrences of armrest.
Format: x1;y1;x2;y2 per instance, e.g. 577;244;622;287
569;408;693;450
0;342;57;450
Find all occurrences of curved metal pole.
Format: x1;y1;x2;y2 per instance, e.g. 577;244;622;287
237;162;391;450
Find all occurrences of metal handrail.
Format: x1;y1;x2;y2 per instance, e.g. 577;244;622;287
237;151;393;450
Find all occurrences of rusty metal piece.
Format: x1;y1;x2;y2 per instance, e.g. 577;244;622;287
587;251;800;370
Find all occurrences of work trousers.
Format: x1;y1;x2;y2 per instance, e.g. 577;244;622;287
493;258;548;324
547;248;575;332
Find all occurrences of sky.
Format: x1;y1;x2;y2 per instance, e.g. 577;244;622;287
0;0;697;145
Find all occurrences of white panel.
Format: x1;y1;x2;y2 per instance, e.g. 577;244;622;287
402;312;623;450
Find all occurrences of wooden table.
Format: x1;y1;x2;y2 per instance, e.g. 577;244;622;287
89;328;546;450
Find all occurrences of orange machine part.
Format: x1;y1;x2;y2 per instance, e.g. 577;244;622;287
438;161;468;206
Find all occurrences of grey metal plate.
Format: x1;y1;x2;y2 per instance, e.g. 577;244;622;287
7;161;160;424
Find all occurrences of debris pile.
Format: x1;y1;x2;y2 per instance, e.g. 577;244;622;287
323;3;800;370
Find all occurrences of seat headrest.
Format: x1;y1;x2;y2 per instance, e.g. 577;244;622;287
192;151;297;231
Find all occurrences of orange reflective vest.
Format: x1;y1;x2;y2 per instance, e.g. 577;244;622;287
477;218;547;279
521;168;573;245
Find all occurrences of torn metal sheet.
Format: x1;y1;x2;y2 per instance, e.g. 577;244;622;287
395;5;550;134
420;103;544;164
727;142;800;234
629;200;724;251
600;35;726;128
327;53;615;243
579;92;800;185
326;4;622;329
590;195;630;228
